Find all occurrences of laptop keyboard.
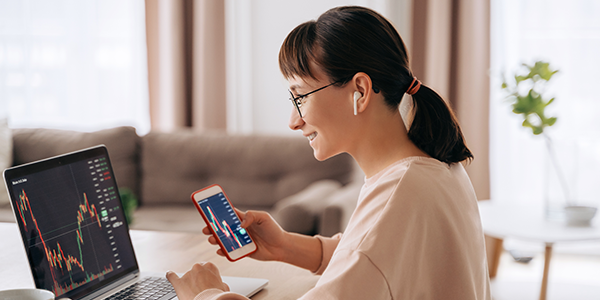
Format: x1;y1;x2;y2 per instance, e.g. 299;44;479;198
105;277;176;300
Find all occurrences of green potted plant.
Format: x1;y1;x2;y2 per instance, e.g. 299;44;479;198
119;187;138;225
501;61;597;225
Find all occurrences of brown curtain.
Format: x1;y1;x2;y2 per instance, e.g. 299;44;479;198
145;0;227;132
411;0;499;276
411;0;490;201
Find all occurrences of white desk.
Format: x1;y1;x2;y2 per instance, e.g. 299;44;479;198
0;222;319;299
478;201;600;300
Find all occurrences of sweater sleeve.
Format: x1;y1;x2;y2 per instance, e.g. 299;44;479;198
299;249;391;300
313;233;342;275
192;233;343;299
193;289;249;300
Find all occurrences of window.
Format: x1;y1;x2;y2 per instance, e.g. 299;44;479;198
490;0;600;207
0;0;150;134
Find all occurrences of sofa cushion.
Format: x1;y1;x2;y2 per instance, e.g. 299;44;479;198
130;204;202;233
140;130;353;207
11;127;140;198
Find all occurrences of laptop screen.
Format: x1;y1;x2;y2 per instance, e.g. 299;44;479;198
4;146;138;299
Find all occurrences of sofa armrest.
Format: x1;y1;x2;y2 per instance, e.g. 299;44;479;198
318;182;362;237
270;180;342;234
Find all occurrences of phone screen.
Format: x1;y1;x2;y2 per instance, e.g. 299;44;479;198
196;192;253;252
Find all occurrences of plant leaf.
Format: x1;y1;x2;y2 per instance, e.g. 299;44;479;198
500;60;559;136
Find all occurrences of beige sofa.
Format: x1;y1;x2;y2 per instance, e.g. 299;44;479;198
0;126;362;236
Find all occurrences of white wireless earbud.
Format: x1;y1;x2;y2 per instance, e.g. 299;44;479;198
353;91;362;116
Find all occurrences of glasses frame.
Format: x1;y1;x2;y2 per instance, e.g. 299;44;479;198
288;81;339;119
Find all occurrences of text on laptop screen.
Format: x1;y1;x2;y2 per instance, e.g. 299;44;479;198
8;153;136;298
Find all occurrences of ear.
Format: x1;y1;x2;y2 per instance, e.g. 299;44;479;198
351;72;374;115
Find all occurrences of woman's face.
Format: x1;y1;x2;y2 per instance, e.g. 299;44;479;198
287;68;355;161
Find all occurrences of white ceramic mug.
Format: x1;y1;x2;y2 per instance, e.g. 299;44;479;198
0;288;55;300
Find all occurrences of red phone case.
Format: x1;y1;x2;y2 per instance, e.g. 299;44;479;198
191;184;257;262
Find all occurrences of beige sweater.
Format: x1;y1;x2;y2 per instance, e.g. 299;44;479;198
195;157;491;300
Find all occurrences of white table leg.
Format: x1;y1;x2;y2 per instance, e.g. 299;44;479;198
539;243;553;300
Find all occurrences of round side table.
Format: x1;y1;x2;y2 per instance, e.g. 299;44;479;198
478;201;600;300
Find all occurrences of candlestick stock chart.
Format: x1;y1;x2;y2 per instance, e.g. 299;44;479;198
198;193;252;252
16;189;112;295
9;155;134;298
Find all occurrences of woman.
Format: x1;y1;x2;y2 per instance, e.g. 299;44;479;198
167;6;491;300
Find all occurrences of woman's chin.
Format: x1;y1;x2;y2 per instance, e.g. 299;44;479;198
312;148;328;161
312;148;340;162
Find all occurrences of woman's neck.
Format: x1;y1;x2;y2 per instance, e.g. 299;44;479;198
349;106;429;178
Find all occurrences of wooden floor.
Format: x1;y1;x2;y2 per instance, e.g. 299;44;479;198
491;241;600;300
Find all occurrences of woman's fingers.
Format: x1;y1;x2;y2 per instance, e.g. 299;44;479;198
202;226;211;235
203;226;218;244
208;235;217;245
167;262;229;299
203;233;223;256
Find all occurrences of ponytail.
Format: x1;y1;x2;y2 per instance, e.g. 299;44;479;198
409;85;473;164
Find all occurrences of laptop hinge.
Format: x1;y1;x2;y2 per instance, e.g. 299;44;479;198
77;271;140;300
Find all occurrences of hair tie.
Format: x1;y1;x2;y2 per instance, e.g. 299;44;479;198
406;77;421;95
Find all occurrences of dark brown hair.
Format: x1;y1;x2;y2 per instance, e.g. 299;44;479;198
279;6;473;164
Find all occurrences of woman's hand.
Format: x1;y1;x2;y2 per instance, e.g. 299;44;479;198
166;262;229;300
202;209;289;262
202;208;323;271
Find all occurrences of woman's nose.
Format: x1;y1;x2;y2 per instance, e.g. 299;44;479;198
288;108;304;131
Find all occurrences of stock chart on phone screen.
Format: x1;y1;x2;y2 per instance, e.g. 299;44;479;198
197;193;252;252
9;155;135;297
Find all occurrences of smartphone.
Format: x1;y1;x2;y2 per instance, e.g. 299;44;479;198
191;184;257;261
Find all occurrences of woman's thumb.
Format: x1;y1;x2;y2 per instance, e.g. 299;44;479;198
239;210;253;228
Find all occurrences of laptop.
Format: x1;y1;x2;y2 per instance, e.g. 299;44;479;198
3;145;268;300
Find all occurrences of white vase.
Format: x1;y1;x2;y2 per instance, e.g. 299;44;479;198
543;138;574;221
543;138;600;222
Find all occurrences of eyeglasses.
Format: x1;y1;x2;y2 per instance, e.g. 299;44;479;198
288;82;338;119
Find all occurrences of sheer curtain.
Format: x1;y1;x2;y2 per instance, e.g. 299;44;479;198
0;0;150;134
490;0;600;207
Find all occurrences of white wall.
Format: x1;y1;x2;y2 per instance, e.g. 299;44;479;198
225;0;412;135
